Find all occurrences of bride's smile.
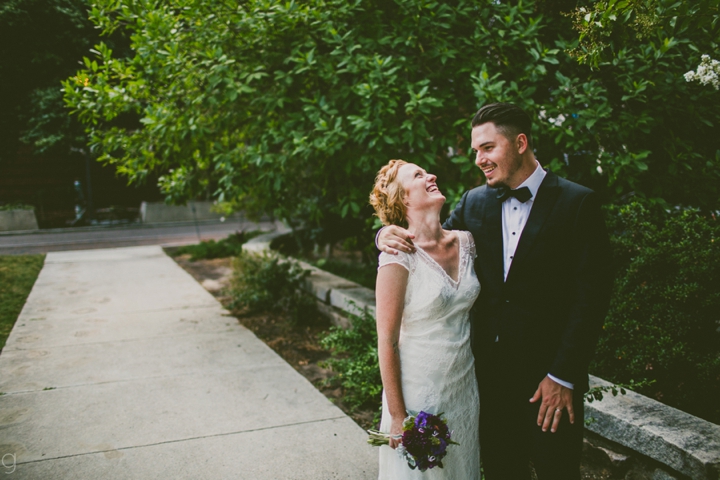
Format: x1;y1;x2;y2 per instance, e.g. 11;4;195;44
396;164;446;212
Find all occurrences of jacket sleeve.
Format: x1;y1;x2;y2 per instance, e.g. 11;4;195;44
442;190;470;231
548;192;613;387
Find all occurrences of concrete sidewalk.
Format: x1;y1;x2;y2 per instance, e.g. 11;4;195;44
0;246;377;479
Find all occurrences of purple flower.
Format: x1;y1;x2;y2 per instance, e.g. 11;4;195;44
367;411;457;472
395;411;457;472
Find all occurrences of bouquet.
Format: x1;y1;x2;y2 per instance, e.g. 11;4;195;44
367;411;459;471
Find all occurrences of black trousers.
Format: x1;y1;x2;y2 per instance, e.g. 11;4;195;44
476;342;584;480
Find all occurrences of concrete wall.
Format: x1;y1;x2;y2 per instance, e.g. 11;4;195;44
242;231;720;480
140;201;243;224
0;208;39;232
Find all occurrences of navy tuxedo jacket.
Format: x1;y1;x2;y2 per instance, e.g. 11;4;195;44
442;170;613;393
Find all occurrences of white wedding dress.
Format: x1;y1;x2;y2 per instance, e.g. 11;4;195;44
377;230;481;479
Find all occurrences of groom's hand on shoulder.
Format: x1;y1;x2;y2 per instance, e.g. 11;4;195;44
376;225;416;255
530;375;575;433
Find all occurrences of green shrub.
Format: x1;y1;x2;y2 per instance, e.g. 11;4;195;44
320;307;382;415
229;251;315;324
171;231;260;261
593;202;720;423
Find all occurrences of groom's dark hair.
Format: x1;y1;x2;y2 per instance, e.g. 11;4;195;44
471;103;534;151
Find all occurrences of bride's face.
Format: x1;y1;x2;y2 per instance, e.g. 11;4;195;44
397;163;445;213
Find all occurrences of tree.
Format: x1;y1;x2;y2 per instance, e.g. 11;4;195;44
63;0;561;236
0;0;99;159
554;0;720;209
63;0;720;241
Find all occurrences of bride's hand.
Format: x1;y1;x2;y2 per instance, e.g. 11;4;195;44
378;225;416;255
388;415;405;449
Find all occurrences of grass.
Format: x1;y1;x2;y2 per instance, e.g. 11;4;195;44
167;230;263;261
0;254;45;351
0;203;34;211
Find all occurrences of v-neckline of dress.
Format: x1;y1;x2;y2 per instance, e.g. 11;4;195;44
414;231;464;287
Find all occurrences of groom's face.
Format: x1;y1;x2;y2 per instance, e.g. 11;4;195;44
471;122;525;189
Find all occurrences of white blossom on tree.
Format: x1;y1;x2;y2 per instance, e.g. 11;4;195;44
684;55;720;90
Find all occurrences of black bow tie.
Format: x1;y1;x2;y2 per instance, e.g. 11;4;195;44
497;186;532;203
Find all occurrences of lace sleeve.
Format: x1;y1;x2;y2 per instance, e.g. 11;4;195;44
463;231;477;259
378;251;413;272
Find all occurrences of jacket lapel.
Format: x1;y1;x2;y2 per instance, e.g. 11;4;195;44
480;190;505;287
505;170;561;283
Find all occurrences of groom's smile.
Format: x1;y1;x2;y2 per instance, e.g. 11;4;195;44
480;165;497;176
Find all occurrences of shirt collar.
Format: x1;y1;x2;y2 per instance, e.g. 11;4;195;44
516;161;546;198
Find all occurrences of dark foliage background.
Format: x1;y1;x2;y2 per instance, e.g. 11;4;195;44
594;203;720;423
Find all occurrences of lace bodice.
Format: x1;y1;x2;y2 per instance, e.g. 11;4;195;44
378;230;479;339
377;230;481;479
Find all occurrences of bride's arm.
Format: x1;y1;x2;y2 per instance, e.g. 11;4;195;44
375;263;409;449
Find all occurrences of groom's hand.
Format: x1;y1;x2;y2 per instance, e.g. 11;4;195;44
377;225;416;255
530;376;575;433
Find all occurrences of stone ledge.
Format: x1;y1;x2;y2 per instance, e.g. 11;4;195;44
328;287;376;317
293;260;376;319
297;264;359;304
586;375;720;480
241;225;291;254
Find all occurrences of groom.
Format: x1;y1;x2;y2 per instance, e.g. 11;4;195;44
377;102;613;479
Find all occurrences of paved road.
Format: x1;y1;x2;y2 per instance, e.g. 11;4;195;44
0;245;377;479
0;219;278;255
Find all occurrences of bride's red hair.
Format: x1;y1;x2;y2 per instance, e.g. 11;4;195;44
369;159;408;227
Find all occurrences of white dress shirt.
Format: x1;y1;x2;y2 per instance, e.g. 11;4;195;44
502;162;545;281
500;162;573;390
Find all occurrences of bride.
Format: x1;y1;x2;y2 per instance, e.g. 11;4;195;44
370;159;481;479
